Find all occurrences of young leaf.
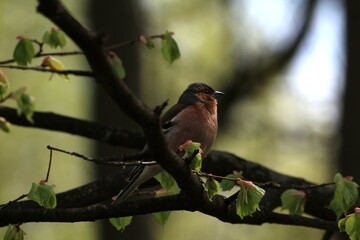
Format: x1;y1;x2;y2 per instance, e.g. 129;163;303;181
179;140;203;172
41;56;69;79
13;37;35;66
14;89;35;123
27;182;57;209
236;180;265;219
108;52;126;79
139;34;155;49
280;189;306;215
0;117;11;133
161;31;180;65
339;209;360;240
153;211;171;226
154;171;180;194
3;225;16;240
109;216;132;231
206;178;220;200
43;28;67;49
17;229;25;240
220;171;243;191
145;39;156;49
329;173;359;219
0;69;9;100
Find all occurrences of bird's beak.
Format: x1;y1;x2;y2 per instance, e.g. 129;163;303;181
212;90;224;99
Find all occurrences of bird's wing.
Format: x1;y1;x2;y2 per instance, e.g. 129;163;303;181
112;165;145;205
161;103;187;133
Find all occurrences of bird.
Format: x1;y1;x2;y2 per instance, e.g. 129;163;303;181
112;82;224;205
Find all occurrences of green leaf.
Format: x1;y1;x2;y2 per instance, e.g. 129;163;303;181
339;212;360;240
154;171;180;194
338;217;347;232
161;31;180;65
220;172;243;191
0;117;11;133
280;189;306;215
139;35;156;49
109;216;132;231
206;178;220;200
329;173;359;219
42;28;67;49
14;90;35;123
27;182;57;209
3;225;16;240
145;39;155;49
179;140;202;172
41;56;69;79
236;180;265;219
13;37;35;66
0;69;9;100
16;229;25;240
108;52;126;79
153;211;171;226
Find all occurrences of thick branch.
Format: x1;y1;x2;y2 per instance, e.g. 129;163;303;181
0;195;337;231
0;106;144;149
0;151;338;230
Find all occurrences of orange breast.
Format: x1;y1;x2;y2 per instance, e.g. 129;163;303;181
165;103;218;158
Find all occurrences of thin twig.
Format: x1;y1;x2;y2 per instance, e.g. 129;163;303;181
0;194;28;209
104;33;166;51
0;65;94;77
194;170;242;182
0;50;84;65
45;147;53;182
46;145;156;167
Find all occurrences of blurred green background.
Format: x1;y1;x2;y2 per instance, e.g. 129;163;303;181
0;0;343;239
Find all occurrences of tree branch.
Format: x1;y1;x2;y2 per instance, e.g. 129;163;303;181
0;195;337;231
0;106;144;149
0;150;339;230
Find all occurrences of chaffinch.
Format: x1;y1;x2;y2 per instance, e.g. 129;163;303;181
112;82;224;204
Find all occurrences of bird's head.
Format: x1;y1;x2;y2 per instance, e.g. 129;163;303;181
178;82;224;105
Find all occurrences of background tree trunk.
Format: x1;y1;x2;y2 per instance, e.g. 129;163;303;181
337;1;360;239
339;0;360;183
89;1;153;239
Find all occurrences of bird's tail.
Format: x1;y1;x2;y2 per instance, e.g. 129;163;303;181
112;165;145;205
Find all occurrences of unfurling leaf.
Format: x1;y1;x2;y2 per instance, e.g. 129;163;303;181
41;56;69;79
0;117;11;133
329;173;359;219
338;209;360;240
13;37;35;66
3;225;16;240
281;189;306;215
108;52;126;79
236;180;265;219
220;171;243;191
206;178;220;200
109;216;132;231
154;171;180;195
14;89;35;123
139;34;155;49
3;224;25;240
0;69;9;100
161;31;180;65
153;211;171;226
43;28;67;49
27;181;56;209
179;140;203;172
